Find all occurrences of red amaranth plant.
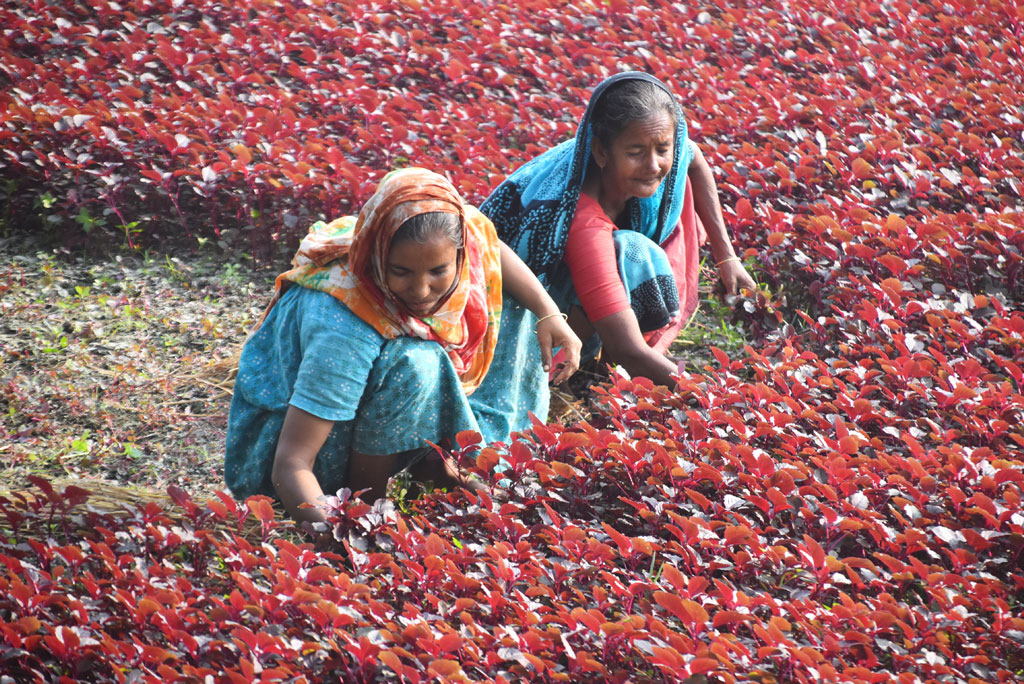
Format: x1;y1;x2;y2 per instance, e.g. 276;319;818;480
2;0;1024;681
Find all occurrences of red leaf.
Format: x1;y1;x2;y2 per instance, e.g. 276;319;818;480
877;254;908;275
724;525;754;547
456;430;482;450
230;144;252;164
995;468;1024;485
654;591;708;628
245;496;275;522
684;488;712;511
660;564;688;595
802;534;826;569
851;157;873;179
712;610;750;628
689;657;719;674
735;198;755;221
602;522;633;556
27;475;57;502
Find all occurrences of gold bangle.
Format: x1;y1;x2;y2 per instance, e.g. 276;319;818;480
716;256;741;267
535;312;567;330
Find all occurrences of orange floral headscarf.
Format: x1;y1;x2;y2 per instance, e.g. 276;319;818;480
259;168;503;394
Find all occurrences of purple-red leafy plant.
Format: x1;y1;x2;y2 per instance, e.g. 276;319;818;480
2;0;1024;681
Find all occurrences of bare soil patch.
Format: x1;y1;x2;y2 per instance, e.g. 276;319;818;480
0;236;275;502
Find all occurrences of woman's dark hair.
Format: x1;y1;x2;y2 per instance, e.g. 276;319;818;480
590;79;679;147
392;211;464;249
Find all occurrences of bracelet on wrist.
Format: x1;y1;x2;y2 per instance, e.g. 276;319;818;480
534;312;567;330
716;255;741;267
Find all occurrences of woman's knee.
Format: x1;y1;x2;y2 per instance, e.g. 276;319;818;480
612;230;665;264
373;336;448;389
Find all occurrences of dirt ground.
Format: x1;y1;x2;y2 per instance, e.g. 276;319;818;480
0;236;276;502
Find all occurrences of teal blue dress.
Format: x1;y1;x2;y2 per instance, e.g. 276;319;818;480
224;286;547;499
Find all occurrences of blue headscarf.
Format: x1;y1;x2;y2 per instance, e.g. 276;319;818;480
480;72;695;285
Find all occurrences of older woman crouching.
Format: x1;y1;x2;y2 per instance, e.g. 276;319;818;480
482;72;754;388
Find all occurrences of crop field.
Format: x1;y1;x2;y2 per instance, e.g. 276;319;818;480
1;0;1023;681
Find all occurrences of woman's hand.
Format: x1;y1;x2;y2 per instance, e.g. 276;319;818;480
536;312;582;384
717;257;756;298
688;144;756;300
273;406;335;523
498;242;582;383
591;309;679;388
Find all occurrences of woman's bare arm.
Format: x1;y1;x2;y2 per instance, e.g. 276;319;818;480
688;142;756;295
499;242;582;384
273;405;405;520
272;405;334;523
585;308;678;388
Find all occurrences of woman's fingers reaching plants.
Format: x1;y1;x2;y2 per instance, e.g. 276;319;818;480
536;314;582;385
717;258;756;298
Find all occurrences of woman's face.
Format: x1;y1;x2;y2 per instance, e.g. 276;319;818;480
593;111;675;199
385;233;459;317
